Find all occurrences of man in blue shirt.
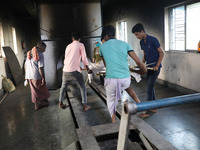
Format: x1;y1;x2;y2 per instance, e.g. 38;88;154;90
132;23;164;118
100;25;147;123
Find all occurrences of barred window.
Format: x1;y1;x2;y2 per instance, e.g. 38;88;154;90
165;2;200;51
116;21;127;42
0;23;5;57
11;27;18;54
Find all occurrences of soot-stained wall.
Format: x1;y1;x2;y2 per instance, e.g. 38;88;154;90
39;2;102;89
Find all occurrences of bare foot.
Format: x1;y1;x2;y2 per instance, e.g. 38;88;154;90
59;102;67;109
138;112;149;118
150;109;157;113
35;103;42;110
83;104;91;111
112;114;116;123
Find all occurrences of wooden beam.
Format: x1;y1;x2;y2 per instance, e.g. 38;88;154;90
76;127;100;150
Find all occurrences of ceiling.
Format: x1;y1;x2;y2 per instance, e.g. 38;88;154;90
0;0;37;18
0;0;112;19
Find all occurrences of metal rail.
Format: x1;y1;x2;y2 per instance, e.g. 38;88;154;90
127;93;200;115
117;93;200;150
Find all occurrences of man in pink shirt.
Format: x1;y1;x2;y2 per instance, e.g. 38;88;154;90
59;32;91;111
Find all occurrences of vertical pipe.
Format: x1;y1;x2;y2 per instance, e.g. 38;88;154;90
117;102;130;150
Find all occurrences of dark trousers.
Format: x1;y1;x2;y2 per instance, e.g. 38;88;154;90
146;69;160;113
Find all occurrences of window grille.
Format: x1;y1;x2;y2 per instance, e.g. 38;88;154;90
11;27;18;54
166;2;200;51
170;5;185;51
116;21;127;42
0;23;5;57
186;2;200;50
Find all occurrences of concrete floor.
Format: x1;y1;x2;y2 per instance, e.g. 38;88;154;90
0;75;200;150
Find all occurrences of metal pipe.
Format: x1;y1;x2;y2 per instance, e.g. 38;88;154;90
128;93;200;115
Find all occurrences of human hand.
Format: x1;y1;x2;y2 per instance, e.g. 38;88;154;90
41;78;45;86
153;66;158;71
24;80;28;86
87;69;92;74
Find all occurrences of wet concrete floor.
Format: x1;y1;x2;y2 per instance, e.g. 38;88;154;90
0;76;200;150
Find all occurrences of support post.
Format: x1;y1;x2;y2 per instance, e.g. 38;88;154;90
118;93;200;149
117;101;130;150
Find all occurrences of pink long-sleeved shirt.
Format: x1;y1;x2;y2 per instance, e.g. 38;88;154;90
63;40;89;72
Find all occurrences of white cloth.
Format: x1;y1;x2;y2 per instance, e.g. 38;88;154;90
130;72;142;83
104;77;131;117
88;73;93;83
88;61;106;74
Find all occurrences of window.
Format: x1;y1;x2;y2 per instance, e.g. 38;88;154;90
165;2;200;51
0;23;5;57
116;21;127;42
170;5;185;51
186;2;200;50
11;27;18;54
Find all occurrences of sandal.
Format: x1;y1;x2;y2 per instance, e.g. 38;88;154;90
59;102;67;109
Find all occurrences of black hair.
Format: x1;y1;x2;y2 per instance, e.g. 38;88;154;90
132;23;145;33
72;32;81;40
37;41;46;49
101;25;116;40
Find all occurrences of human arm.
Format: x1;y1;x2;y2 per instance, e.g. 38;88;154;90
39;67;45;86
37;52;46;85
153;47;164;71
128;51;147;75
92;58;95;63
23;60;29;86
142;50;146;63
80;44;92;73
85;65;92;74
24;61;26;79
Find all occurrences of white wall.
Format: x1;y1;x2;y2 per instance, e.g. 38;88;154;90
159;52;200;92
0;58;6;89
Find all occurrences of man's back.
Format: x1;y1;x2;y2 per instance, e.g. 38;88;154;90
63;41;88;72
100;39;132;79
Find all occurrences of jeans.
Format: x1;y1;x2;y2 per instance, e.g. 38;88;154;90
59;71;87;103
146;69;160;113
